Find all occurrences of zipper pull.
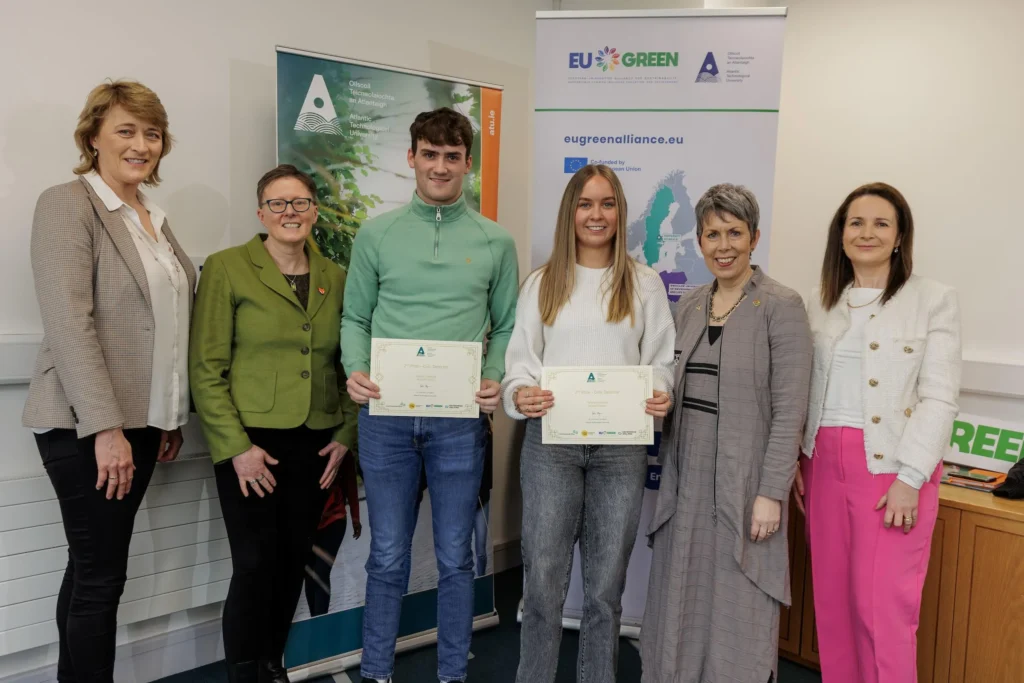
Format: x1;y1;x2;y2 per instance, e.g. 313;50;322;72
436;207;442;223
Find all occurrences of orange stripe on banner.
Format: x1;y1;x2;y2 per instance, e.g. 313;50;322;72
480;88;502;221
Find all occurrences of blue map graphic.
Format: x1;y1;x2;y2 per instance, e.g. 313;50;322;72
626;171;712;302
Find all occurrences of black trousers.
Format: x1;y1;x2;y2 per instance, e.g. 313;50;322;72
216;426;331;665
303;516;347;617
35;427;162;683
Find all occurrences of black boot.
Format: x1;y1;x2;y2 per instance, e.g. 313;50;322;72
226;661;260;683
258;658;290;683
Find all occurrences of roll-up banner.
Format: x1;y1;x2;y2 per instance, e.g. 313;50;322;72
276;46;503;672
530;9;786;631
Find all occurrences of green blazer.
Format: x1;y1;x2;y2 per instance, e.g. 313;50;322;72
189;234;358;463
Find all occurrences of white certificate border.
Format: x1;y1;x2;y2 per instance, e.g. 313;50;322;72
369;339;482;419
541;366;654;445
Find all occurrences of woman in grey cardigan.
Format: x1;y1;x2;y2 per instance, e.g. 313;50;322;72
641;184;812;683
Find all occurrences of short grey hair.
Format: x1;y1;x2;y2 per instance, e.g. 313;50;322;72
694;183;760;240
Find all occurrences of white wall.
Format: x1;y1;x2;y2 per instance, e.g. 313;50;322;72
0;0;547;679
771;0;1024;364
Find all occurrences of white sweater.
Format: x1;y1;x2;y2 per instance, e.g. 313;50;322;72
501;263;676;420
802;275;962;487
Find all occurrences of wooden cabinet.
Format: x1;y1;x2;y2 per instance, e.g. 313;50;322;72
778;498;805;659
948;510;1024;682
780;486;1024;683
918;505;959;683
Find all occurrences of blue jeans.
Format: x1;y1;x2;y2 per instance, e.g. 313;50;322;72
358;407;487;682
516;419;647;683
473;501;489;577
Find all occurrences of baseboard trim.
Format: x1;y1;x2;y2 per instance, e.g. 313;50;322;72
493;539;522;573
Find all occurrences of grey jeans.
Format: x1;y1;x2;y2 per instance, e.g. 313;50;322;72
516;419;648;683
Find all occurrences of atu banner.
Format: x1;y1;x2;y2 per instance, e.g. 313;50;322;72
276;47;503;670
532;9;787;630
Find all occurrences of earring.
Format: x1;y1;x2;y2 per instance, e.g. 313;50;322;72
894;247;899;254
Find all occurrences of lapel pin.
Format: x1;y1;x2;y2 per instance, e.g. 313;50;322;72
753;299;761;307
318;287;326;295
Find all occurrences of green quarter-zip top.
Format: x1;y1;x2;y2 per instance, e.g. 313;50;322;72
341;191;520;382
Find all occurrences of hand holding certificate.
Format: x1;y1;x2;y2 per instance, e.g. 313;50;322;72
370;339;482;418
541;366;655;445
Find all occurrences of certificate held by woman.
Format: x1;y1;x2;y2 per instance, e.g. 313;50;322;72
541;365;654;445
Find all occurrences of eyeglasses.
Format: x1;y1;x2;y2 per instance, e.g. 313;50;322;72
262;198;313;213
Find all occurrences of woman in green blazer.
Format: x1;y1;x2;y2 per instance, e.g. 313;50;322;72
190;165;358;683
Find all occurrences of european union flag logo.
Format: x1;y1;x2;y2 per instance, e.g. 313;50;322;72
564;157;588;173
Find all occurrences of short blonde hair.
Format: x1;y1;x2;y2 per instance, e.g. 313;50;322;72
73;80;173;185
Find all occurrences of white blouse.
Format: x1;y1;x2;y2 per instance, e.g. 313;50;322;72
820;288;883;428
85;172;190;431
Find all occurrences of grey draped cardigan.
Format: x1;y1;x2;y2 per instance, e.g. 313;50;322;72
647;267;813;604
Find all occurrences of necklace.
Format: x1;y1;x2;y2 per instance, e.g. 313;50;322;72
709;271;753;323
847;290;883;309
284;273;301;292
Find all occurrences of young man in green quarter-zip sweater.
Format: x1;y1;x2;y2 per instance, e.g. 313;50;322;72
341;108;519;683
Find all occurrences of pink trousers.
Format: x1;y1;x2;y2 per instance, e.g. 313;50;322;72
802;427;941;683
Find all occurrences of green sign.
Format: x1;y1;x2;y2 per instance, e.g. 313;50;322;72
950;419;1024;464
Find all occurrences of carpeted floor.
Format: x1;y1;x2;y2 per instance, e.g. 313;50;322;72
157;566;821;682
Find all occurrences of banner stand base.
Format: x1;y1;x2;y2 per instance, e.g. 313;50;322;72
287;612;501;681
515;600;641;640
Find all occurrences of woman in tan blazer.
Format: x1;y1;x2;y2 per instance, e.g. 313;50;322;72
22;81;196;683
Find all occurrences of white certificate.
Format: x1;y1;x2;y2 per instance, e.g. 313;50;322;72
369;338;481;418
541;366;654;445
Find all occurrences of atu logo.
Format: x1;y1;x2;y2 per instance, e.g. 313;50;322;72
294;75;343;135
695;52;720;83
587;372;596;382
417;347;426;357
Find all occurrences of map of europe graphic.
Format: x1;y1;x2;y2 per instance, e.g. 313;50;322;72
626;171;712;303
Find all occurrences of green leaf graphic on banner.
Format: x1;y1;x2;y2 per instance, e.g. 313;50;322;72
278;51;485;269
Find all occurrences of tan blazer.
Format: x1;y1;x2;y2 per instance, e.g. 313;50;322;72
22;177;197;437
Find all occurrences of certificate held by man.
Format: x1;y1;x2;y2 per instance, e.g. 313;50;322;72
541;366;654;445
370;338;482;418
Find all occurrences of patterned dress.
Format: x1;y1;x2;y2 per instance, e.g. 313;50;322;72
642;270;812;683
648;326;778;683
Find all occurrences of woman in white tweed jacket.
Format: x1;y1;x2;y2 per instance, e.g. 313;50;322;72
794;182;961;683
22;81;196;683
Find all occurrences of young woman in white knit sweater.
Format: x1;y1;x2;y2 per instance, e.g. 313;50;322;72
502;164;675;683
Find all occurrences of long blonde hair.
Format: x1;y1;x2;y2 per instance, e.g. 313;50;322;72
537;164;637;326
